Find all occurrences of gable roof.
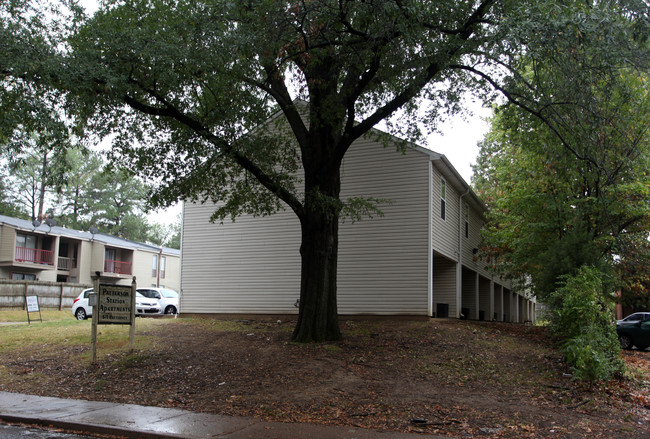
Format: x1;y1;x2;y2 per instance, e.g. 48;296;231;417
269;99;486;213
0;214;180;256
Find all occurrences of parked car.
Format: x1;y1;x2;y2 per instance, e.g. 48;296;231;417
136;288;179;315
617;318;650;350
71;288;161;320
135;292;161;315
616;312;650;326
72;288;94;320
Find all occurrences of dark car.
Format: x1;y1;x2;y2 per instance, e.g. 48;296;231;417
616;312;650;326
616;318;650;350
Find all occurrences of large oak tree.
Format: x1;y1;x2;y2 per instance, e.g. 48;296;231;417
3;0;648;341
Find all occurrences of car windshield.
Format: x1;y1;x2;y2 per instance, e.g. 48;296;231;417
161;289;178;298
623;313;646;321
138;290;160;299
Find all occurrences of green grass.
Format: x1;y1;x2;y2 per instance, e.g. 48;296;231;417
0;309;172;358
0;308;72;323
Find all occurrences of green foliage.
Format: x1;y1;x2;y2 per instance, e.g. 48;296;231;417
146;214;181;249
54;147;104;229
3;140;77;220
0;167;27;218
474;68;650;300
613;220;650;311
547;266;624;382
5;0;648;341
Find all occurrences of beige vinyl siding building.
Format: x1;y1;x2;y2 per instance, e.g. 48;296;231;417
180;130;536;321
0;215;180;292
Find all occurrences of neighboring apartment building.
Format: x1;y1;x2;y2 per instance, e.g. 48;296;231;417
180;127;536;323
0;215;180;290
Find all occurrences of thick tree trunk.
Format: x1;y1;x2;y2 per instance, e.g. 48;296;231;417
291;162;343;342
292;207;342;342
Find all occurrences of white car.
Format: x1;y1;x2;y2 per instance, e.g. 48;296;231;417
72;288;94;320
135;292;161;315
136;288;179;315
72;288;161;320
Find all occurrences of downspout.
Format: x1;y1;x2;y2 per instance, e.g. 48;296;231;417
427;160;433;317
457;189;470;318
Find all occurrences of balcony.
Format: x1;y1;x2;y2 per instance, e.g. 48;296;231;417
15;247;54;266
57;257;77;271
105;259;132;275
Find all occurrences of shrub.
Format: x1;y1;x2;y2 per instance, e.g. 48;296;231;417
547;266;624;381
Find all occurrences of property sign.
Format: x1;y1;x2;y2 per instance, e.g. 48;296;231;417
25;295;42;324
25;295;39;313
97;284;133;325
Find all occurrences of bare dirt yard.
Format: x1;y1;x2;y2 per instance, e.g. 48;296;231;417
0;316;649;438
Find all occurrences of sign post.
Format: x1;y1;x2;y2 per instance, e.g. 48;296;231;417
129;277;136;352
89;272;137;364
25;295;42;324
90;273;100;364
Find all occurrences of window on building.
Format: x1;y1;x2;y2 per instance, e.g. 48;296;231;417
440;178;446;221
16;233;37;250
464;202;469;238
12;273;36;281
104;248;116;272
160;256;166;279
15;233;37;262
152;254;158;278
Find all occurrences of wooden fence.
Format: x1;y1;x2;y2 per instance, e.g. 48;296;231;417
0;280;91;310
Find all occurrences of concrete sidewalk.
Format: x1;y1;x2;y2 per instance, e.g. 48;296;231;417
0;392;446;438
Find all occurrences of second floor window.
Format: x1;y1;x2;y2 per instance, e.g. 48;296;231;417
464;202;469;238
160;256;166;279
16;233;36;250
152;254;158;278
440;178;446;221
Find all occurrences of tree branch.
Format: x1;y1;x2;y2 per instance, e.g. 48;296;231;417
339;0;496;158
449;63;602;170
122;92;304;217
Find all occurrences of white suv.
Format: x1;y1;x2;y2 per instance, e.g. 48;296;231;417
136;288;180;315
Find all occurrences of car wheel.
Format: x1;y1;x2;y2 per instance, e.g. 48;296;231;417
618;335;633;350
75;308;87;320
165;305;177;315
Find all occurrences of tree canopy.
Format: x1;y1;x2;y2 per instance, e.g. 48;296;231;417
3;0;649;341
474;66;650;301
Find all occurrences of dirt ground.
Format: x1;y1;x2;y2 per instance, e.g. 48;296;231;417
1;318;649;438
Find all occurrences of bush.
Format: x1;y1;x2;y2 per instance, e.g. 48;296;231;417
547;266;624;381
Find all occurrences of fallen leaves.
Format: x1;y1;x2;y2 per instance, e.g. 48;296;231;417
0;318;648;438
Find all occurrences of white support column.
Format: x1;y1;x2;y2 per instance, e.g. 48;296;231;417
489;280;495;321
474;272;479;320
456;262;462;318
515;294;520;323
